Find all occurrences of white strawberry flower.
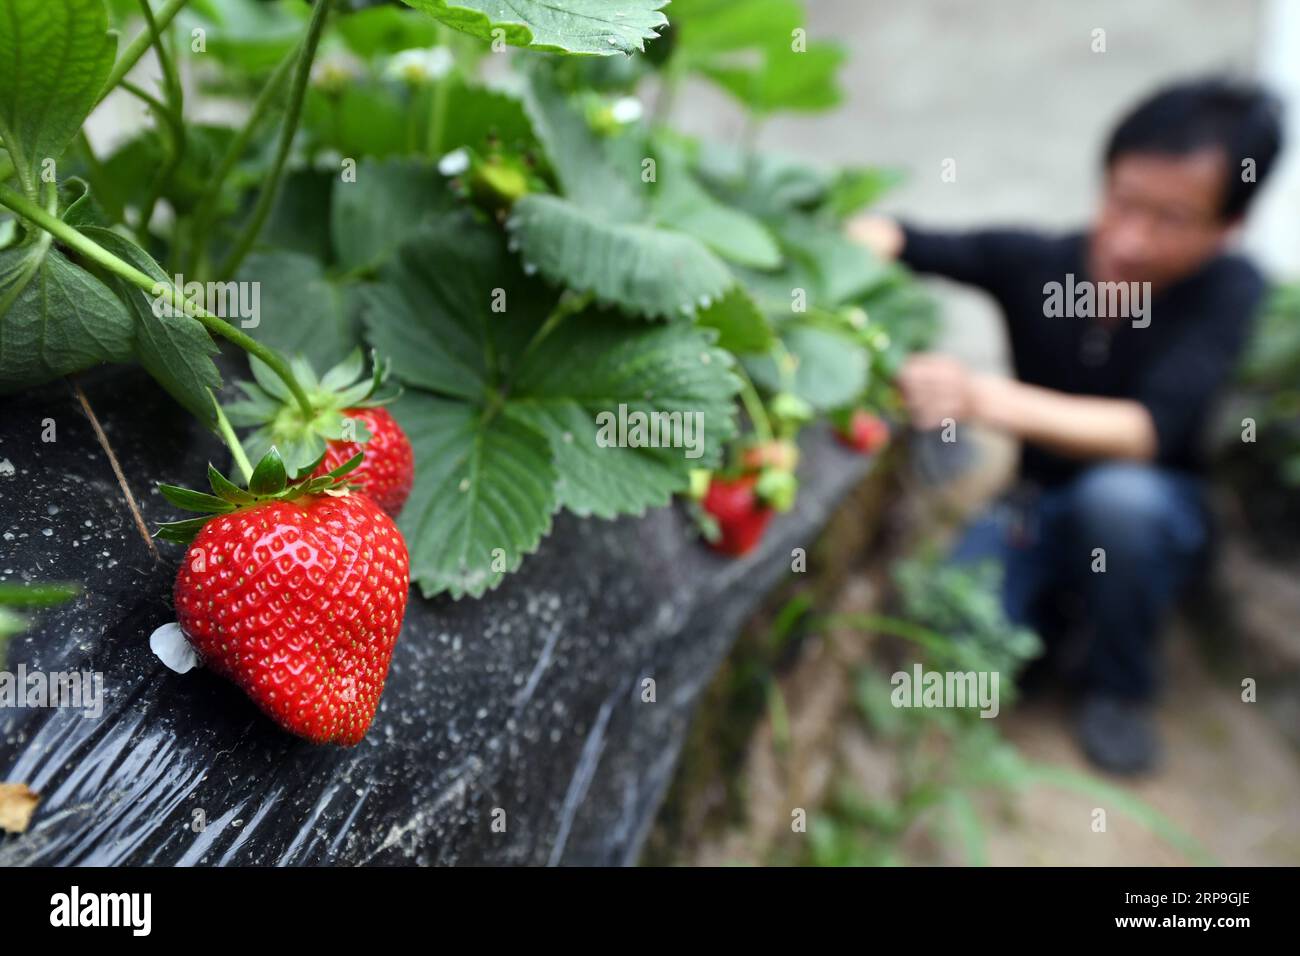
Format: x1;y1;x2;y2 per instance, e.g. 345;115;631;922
310;52;362;93
610;96;644;125
384;46;454;85
438;148;471;177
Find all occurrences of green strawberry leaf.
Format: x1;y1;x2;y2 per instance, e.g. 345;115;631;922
303;79;410;161
81;227;222;428
780;219;892;306
0;0;117;199
363;212;742;593
178;0;305;73
398;0;668;56
359;212;554;399
436;79;538;156
0;237;135;391
826;166;906;219
237;250;360;372
700;42;845;115
520;68;643;217
513;73;736;319
653;150;782;269
508;193;734;320
507;313;740;518
336;3;440;57
394;393;557;599
668;0;844;114
695;285;774;354
329;157;457;274
746;324;869;412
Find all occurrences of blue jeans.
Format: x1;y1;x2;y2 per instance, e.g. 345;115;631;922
951;463;1209;701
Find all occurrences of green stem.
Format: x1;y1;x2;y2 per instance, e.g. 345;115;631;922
771;337;798;393
120;80;186;242
0;182;315;419
215;0;333;282
101;0;191;103
133;0;186;243
137;0;183;103
211;393;253;482
518;291;591;364
733;364;774;444
185;42;299;276
650;61;683;129
425;25;452;156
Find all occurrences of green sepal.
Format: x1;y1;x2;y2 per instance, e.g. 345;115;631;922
248;447;289;496
292;450;331;482
321;451;364;482
207;464;256;504
155;447;367;546
155;516;215;545
224;348;399;473
158;484;238;514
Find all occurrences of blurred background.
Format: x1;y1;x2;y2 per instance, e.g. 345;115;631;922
648;0;1300;866
72;0;1299;867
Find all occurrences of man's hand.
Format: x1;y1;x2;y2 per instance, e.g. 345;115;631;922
897;353;978;429
845;214;905;260
897;353;1159;461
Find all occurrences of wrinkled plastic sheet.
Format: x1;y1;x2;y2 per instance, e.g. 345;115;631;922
0;367;871;865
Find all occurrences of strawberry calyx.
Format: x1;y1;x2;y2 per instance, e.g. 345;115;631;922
154;447;364;545
440;143;543;213
224;348;399;474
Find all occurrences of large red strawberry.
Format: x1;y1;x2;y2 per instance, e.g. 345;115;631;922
226;349;413;518
702;474;774;556
159;449;409;745
310;406;413;517
835;408;890;454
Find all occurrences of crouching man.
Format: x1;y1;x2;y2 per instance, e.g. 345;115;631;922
850;79;1283;773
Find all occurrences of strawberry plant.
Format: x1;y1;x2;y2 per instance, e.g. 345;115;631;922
0;0;935;617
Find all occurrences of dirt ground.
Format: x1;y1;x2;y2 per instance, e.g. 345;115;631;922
988;632;1300;866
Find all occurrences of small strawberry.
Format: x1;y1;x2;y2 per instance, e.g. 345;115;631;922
158;449;410;745
836;408;890;454
310;406;412;518
702;475;774;557
740;439;800;473
226;349;413;518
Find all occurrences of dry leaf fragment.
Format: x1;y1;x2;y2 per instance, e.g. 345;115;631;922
0;782;40;833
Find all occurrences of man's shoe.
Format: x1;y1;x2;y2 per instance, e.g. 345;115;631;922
1075;695;1161;775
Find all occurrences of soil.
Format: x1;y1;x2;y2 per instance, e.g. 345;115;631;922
987;632;1300;866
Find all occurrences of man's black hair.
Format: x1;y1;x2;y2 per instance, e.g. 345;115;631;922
1104;78;1284;220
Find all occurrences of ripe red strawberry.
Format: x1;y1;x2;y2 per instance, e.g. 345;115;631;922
159;449;409;745
226;349;412;517
836;408;890;454
702;475;774;556
310;406;413;517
